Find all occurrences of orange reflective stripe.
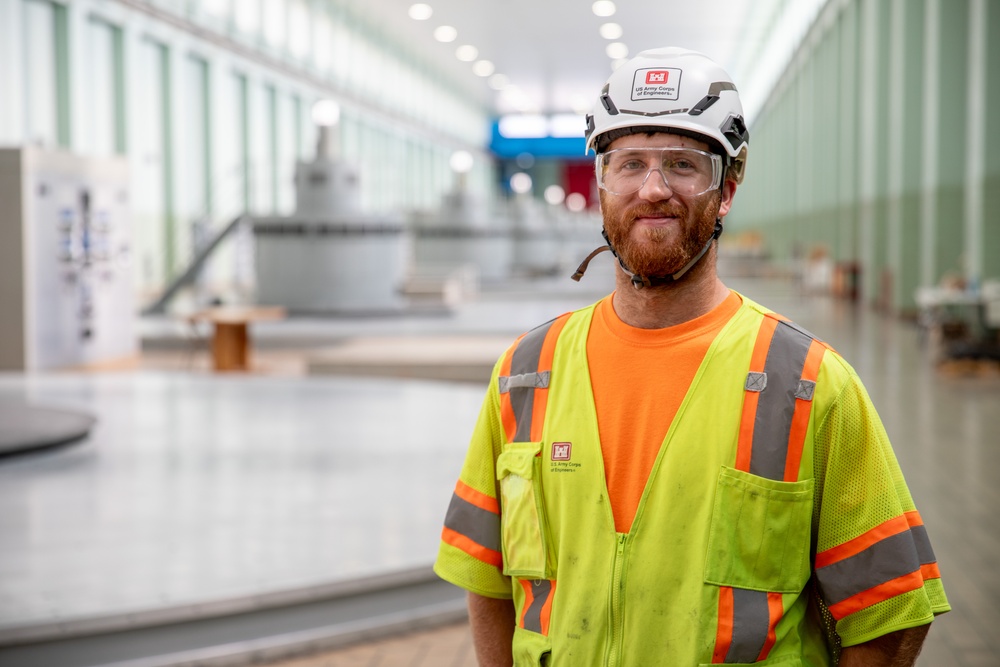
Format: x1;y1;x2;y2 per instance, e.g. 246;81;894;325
441;526;503;567
921;562;942;580
816;515;910;569
712;586;735;663
827;570;924;620
498;338;521;443
518;579;556;635
784;339;826;481
757;593;784;661
454;479;499;515
529;313;572;442
904;510;924;527
519;578;535;628
736;317;779;472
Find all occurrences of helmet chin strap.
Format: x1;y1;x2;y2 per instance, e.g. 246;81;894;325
571;219;724;288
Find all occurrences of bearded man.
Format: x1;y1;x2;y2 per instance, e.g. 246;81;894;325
434;47;949;667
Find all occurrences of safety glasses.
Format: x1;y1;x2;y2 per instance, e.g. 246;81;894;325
596;147;723;197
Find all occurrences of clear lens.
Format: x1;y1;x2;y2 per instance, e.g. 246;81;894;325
596;147;722;197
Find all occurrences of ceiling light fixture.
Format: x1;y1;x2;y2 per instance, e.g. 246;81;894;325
599;22;622;39
549;114;586;138
433;25;457;42
472;60;495;77
408;4;432;20
592;1;616;17
498;115;547;138
455;44;478;61
606;42;628;59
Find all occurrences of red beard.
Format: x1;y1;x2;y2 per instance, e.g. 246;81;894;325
601;191;720;278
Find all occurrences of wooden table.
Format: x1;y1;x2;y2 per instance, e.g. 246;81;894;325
188;306;286;372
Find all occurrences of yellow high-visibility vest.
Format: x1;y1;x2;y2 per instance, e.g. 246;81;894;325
435;294;949;666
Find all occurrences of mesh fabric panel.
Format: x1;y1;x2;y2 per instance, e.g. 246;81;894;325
812;359;942;647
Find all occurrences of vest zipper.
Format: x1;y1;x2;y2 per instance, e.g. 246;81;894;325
606;532;628;667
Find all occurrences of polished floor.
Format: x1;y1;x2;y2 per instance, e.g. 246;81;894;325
1;267;997;666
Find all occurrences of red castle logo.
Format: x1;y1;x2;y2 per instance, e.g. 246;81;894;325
646;70;669;84
551;442;572;461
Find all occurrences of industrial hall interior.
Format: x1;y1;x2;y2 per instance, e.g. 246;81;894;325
0;0;997;665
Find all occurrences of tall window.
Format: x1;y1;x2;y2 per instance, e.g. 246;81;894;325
83;17;124;156
23;0;66;147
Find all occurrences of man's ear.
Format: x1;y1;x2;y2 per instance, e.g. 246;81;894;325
718;180;737;217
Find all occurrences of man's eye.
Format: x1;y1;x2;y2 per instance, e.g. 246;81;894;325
620;160;647;171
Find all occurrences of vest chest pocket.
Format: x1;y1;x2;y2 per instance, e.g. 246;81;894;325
497;442;550;579
705;466;814;593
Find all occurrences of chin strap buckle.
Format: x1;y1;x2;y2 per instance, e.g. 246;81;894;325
631;274;652;289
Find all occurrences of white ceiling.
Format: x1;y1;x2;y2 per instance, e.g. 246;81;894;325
355;0;830;125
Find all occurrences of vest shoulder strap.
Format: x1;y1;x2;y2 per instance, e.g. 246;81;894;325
736;313;831;482
498;312;573;444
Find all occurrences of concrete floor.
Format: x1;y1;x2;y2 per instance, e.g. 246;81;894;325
1;269;997;665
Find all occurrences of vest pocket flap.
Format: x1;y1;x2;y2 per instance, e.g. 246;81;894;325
497;442;543;480
497;442;549;579
705;466;814;594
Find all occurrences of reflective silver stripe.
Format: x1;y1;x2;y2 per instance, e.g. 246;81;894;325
725;588;770;663
500;318;558;443
816;530;922;605
498;371;550;394
443;492;501;553
750;321;812;480
522;579;552;634
745;371;767;392
911;524;937;565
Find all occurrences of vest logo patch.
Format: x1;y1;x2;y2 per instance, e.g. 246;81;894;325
551;442;572;461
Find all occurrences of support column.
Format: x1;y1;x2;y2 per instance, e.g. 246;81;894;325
964;0;987;286
857;0;880;305
887;0;926;315
982;0;1000;281
837;0;859;268
929;0;970;284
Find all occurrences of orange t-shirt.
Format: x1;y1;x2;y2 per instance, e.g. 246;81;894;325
587;291;742;533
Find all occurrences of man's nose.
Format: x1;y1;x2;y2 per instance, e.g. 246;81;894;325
637;168;674;201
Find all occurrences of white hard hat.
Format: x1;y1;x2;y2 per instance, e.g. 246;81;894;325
585;47;749;183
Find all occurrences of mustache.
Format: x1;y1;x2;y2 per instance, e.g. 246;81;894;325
623;203;687;223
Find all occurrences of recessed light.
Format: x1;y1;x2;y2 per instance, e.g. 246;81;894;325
472;60;495;77
408;4;432;20
599;22;622;39
606;42;628;59
592;1;616;17
434;25;457;42
455;44;478;61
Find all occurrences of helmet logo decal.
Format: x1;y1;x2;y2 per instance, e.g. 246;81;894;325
632;68;682;101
